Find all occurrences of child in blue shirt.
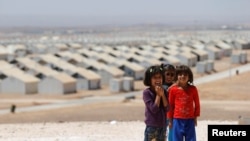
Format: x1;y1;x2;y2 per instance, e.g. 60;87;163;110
161;63;176;141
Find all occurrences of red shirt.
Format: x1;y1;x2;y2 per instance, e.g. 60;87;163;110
167;85;200;119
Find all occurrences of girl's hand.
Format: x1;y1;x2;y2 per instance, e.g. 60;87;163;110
155;85;164;97
168;121;173;128
194;117;197;126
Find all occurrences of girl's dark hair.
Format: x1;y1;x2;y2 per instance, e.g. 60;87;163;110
161;63;175;71
143;65;164;86
175;64;194;85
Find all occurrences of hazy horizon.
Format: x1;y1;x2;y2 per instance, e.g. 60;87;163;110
1;0;250;27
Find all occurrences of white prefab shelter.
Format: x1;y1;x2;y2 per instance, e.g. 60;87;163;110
0;49;8;60
126;54;155;68
53;43;68;51
116;61;144;80
178;46;193;52
122;77;134;92
78;49;100;59
30;44;47;54
205;60;214;73
141;58;162;67
240;52;248;64
98;65;124;85
231;52;248;64
38;73;76;95
196;62;206;74
231;53;241;64
136;49;157;58
41;55;102;90
0;61;39;94
7;44;27;57
1;74;39;94
67;43;82;49
0;60;16;71
54;51;89;68
164;49;179;56
167;40;182;47
204;46;222;60
165;44;179;50
215;42;232;57
175;52;197;67
109;78;123;93
232;39;250;49
191;49;209;62
162;56;181;66
74;68;101;90
139;45;157;52
81;57;104;70
94;53;117;64
55;51;74;62
15;57;59;78
36;54;73;71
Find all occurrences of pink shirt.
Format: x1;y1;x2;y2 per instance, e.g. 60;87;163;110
167;85;200;119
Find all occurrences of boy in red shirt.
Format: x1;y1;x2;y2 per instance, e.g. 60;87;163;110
167;65;200;141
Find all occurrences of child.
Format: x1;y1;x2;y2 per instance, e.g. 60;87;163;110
143;65;169;141
167;65;200;141
161;63;176;141
161;63;176;90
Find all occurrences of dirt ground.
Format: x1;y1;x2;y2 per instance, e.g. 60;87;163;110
0;54;250;124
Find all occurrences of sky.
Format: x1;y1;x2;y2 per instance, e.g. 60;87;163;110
0;0;250;27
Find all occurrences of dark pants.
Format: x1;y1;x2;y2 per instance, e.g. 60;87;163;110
144;125;166;141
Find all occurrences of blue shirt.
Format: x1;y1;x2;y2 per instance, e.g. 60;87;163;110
143;88;168;127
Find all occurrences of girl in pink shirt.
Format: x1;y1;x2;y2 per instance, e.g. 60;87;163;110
167;65;200;141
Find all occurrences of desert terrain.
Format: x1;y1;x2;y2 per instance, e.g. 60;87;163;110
0;53;250;123
0;52;249;141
